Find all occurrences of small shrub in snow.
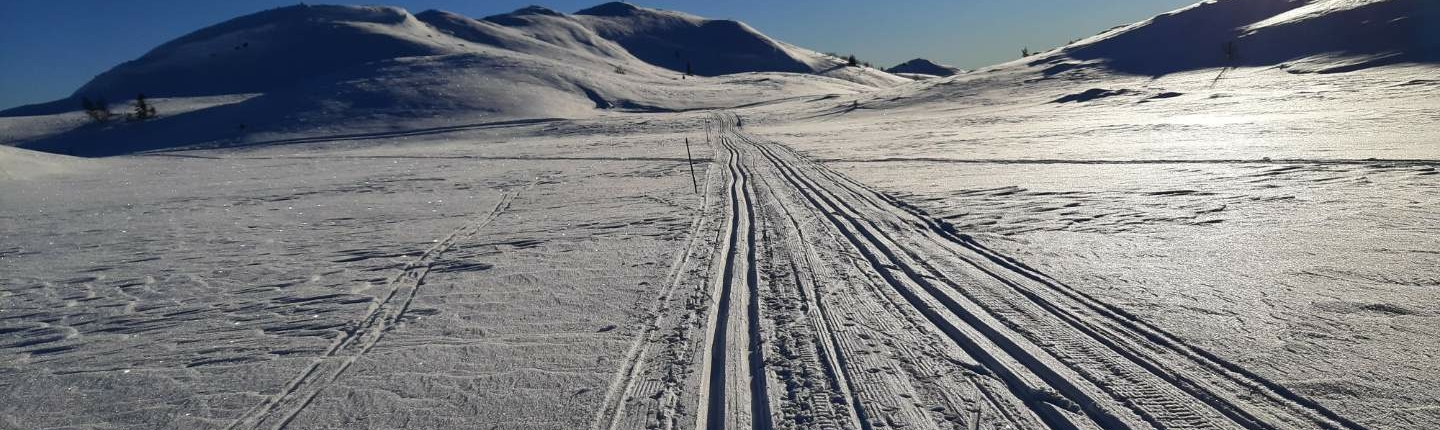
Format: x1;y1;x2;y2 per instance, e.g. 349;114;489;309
127;93;158;122
81;96;113;123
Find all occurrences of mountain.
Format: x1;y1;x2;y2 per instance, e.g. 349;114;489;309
0;3;904;155
570;2;907;87
885;58;964;77
1042;0;1439;75
795;0;1438;119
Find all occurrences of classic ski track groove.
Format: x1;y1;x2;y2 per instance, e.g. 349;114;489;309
702;110;1364;430
592;140;719;430
227;190;519;430
694;131;771;430
830;169;1369;430
222;108;1371;429
748;145;869;430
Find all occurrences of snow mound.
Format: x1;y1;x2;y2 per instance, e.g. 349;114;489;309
886;58;965;77
1052;0;1439;75
0;145;84;180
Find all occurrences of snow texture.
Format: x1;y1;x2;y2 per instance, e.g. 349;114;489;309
2;0;1438;429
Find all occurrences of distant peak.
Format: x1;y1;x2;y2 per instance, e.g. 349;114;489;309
576;2;641;17
897;58;940;66
885;58;962;76
513;5;563;16
484;5;572;26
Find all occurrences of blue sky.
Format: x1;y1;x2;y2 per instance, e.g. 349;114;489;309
0;0;1194;110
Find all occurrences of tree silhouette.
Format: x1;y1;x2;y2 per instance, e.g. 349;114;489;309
847;54;858;67
81;96;112;123
129;93;158;122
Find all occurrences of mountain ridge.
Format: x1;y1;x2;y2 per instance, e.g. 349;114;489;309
2;2;904;118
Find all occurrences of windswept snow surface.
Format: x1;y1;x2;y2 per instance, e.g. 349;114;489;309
0;146;88;180
1;117;717;429
2;0;1439;429
728;32;1440;430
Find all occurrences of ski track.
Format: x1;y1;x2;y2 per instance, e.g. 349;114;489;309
601;109;1370;430
591;140;718;430
226;190;519;430
694;130;768;430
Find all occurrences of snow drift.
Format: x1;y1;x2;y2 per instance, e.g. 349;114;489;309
0;145;85;180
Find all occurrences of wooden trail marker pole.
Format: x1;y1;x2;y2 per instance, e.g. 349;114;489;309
685;137;698;194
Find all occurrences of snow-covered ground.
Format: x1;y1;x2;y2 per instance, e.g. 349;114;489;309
1;119;718;428
735;57;1440;430
2;0;1438;429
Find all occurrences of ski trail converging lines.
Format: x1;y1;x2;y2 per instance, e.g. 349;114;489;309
594;110;1366;430
716;110;1364;430
228;190;519;430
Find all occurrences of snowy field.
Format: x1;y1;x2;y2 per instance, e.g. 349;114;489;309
745;64;1440;428
1;119;716;428
3;0;1439;429
5;95;1436;428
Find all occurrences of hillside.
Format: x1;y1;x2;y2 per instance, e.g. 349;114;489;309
0;3;903;156
1048;0;1439;75
571;2;908;87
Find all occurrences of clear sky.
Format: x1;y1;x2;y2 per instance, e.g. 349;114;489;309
0;0;1195;110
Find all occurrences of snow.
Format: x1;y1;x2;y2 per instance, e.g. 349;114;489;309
1054;0;1437;75
886;58;965;77
1;4;897;156
0;126;708;428
0;146;87;180
1248;0;1401;30
2;0;1439;429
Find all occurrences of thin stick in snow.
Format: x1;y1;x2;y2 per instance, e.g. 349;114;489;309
685;137;699;194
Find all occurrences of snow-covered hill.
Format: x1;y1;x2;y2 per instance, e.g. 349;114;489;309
886;58;965;78
0;3;903;155
571;2;909;87
806;0;1438;115
1049;0;1438;75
